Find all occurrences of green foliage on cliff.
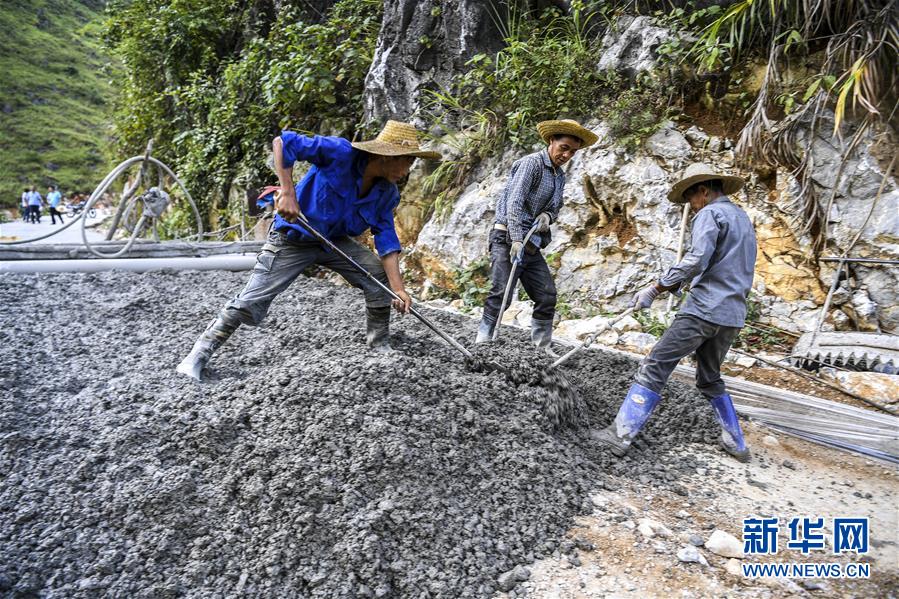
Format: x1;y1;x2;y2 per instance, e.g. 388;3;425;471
0;0;114;207
104;0;381;229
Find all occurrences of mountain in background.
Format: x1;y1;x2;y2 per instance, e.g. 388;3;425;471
0;0;114;207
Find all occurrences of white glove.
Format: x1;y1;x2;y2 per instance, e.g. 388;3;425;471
633;284;661;310
535;212;551;233
509;241;524;262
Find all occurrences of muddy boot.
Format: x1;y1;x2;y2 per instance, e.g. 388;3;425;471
531;317;558;358
709;392;750;462
176;314;240;381
475;315;497;344
590;383;661;457
366;306;392;352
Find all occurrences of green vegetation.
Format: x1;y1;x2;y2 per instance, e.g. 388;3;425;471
422;0;681;215
103;0;381;230
0;0;115;207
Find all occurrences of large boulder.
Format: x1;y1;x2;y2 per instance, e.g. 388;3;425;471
363;0;504;123
597;15;675;77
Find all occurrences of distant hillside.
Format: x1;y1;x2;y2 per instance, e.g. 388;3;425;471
0;0;114;207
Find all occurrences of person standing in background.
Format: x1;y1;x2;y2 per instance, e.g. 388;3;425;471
46;185;64;224
27;187;43;224
20;188;29;221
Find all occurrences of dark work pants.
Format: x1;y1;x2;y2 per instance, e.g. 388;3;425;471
222;229;392;326
49;206;64;224
483;228;557;323
635;313;740;398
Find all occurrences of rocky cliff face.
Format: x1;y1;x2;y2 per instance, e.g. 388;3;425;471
410;111;898;335
359;5;898;336
363;0;504;123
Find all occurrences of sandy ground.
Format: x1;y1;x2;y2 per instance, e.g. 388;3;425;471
1;269;896;598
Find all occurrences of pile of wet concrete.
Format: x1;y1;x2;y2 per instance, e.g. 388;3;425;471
0;270;722;597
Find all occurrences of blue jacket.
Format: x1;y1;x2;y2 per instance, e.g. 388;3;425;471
273;131;402;257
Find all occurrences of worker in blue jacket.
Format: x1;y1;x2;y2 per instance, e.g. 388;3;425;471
177;120;441;381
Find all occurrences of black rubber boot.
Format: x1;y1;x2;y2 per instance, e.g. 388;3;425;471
176;314;240;381
366;306;392;352
475;315;497;344
531;317;558;357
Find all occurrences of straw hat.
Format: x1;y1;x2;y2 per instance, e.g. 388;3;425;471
668;162;744;203
351;120;442;160
536;119;599;147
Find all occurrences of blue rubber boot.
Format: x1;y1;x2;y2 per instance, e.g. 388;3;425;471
591;383;662;456
709;393;750;462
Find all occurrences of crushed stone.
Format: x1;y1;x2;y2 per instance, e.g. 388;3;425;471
0;270;722;597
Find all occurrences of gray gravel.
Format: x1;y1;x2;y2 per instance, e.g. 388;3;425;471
0;270;720;597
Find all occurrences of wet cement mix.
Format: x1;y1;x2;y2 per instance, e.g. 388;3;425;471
0;270;724;597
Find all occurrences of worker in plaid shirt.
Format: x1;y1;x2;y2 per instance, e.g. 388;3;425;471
476;119;598;356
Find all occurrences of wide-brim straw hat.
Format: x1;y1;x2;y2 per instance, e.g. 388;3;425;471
668;162;745;203
351;120;442;160
536;119;599;147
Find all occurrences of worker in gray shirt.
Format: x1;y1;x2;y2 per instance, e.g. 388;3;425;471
593;163;757;462
476;119;597;355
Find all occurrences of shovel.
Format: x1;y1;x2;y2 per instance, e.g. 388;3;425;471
550;307;636;369
288;213;508;375
492;221;541;341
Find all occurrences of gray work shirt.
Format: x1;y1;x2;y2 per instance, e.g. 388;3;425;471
659;196;757;328
494;149;565;243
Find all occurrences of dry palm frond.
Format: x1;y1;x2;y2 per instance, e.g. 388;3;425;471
694;0;898;254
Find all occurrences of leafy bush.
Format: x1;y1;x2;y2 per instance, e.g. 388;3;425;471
104;0;381;233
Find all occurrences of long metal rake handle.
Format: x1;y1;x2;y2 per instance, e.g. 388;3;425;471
551;307;636;369
492;222;541;341
293;215;474;359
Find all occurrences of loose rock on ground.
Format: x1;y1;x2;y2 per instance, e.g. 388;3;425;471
0;270;723;597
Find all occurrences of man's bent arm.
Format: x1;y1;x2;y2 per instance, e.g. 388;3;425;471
381;251;411;313
272;136;301;221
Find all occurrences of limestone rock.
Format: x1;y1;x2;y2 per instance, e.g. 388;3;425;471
644;124;691;162
618;331;657;354
820;370;899;406
555;316;618;345
724;558;742;576
850;290;880;332
676;545;708;566
597;15;674;77
611;314;642;333
637;517;672;539
684;126;709;147
705;529;743;559
363;0;503;122
829;309;852;331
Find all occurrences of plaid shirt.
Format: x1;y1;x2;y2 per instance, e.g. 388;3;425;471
494;149;565;242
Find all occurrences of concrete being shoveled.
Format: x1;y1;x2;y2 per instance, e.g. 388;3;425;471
0;270;894;597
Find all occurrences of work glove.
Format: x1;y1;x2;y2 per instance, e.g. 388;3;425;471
509;241;524;262
535;212;551;233
632;284;661;310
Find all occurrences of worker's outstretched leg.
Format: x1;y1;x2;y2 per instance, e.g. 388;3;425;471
176;231;313;381
176;313;241;381
591;382;662;455
593;314;711;455
694;328;750;461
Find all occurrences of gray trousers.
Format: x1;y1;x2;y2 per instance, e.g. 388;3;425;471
635;313;740;398
222;229;392;326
